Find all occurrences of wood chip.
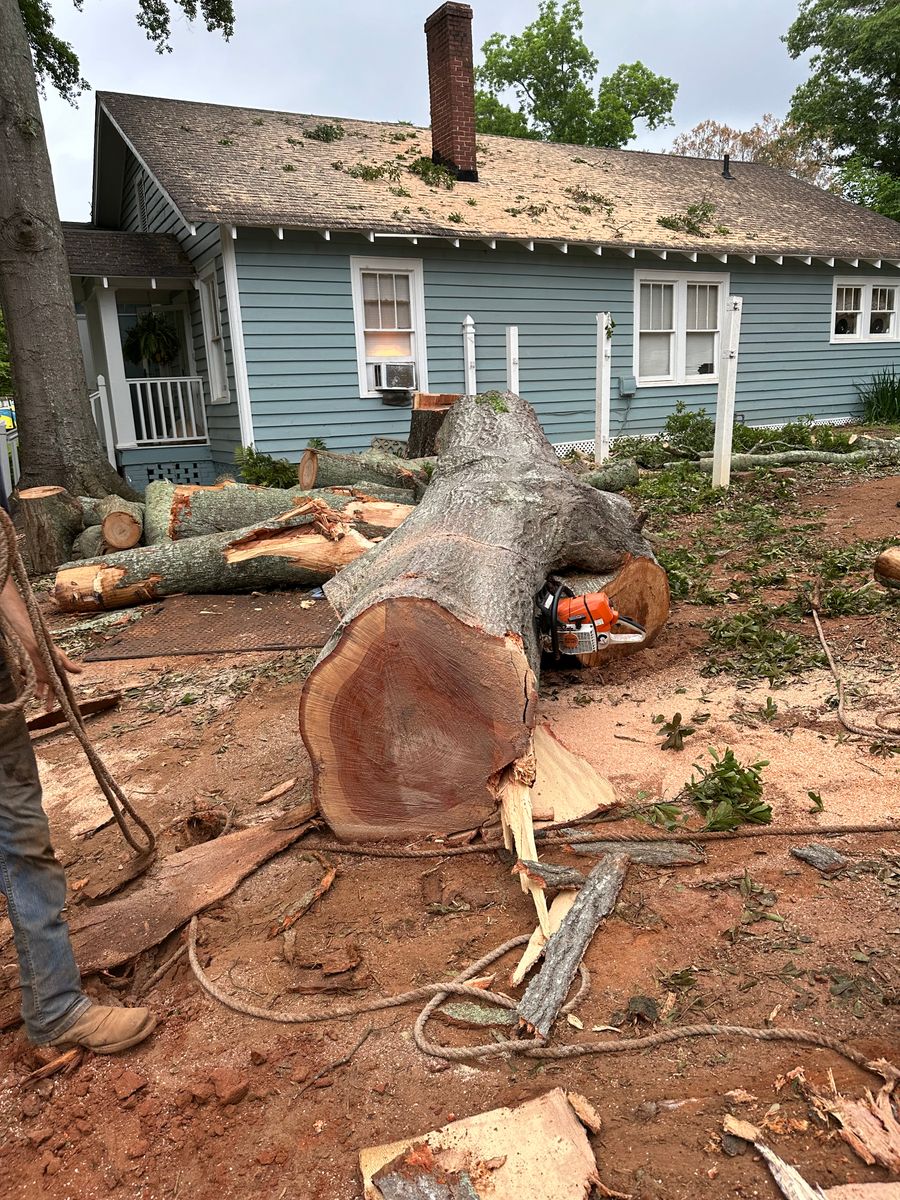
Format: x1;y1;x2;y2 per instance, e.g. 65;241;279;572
723;1114;762;1142
255;778;297;805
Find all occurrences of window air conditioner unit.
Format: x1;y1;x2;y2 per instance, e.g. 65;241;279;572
374;361;416;391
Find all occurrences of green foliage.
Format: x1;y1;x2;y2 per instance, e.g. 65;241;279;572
808;790;825;813
475;0;677;148
564;185;613;215
652;711;697;751
304;122;345;143
662;399;716;456
0;308;12;395
684;748;771;830
233;445;296;489
636;801;687;831
704;607;823;681
306;436;327;450
839;158;900;221
657;199;728;238
785;0;900;179
122;311;180;366
408;157;456;189
475;391;509;413
856;366;900;424
20;0;235;102
447;211;464;224
634;463;719;518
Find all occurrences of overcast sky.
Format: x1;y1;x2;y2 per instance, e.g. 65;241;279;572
40;0;809;222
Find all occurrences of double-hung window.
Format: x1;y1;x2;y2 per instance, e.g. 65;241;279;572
635;273;727;385
350;257;428;397
832;279;898;342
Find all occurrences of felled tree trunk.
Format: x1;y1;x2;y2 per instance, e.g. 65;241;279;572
298;447;432;495
407;408;450;459
98;497;144;550
875;547;900;589
581;457;639;493
17;486;84;574
143;479;413;542
300;392;669;841
53;500;398;613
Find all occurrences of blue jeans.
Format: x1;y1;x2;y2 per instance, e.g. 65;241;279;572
0;657;89;1043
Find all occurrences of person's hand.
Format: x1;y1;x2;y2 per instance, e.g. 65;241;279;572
32;646;83;711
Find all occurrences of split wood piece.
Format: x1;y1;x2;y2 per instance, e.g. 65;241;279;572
560;557;671;668
67;809;313;974
875;546;900;590
17;486;84;575
531;724;616;823
71;524;105;560
407;406;451;459
498;753;550;937
565;840;705;867
52;503;378;613
301;392;668;840
515;861;585;891
20;1047;83;1086
511;888;578;987
27;691;121;735
98;497;144;551
754;1143;821;1200
581;458;639;494
298;447;432;496
825;1187;900;1199
361;1088;600;1200
414;391;459;411
517;853;629;1039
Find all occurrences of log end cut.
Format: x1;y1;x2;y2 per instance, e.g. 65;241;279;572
297;449;319;490
300;598;537;840
874;546;900;590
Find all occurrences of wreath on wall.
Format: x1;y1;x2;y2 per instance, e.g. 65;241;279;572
123;311;180;367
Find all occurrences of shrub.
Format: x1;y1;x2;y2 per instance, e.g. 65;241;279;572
856;366;900;424
234;445;297;488
304;122;345;143
662;400;715;456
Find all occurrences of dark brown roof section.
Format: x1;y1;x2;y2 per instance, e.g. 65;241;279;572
62;224;192;279
96;92;900;259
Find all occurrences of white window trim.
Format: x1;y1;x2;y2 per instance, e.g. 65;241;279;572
198;261;229;405
350;256;429;398
831;276;900;344
633;270;729;387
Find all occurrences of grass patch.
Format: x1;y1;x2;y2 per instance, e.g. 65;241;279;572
857;366;900;425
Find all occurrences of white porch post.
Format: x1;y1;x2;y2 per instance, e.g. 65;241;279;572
462;314;477;394
711;295;743;489
94;376;117;467
90;285;137;448
594;312;613;463
505;325;519;393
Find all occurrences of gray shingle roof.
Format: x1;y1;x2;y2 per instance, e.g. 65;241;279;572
63;223;192;278
98;92;900;259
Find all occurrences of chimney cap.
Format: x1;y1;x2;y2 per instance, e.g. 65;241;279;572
424;2;473;32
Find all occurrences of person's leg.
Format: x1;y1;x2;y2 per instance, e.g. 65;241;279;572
0;659;90;1043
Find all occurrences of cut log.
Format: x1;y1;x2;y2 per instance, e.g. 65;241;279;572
517;853;629;1038
70;524;105;561
581;457;639;493
300;391;668;841
98;496;144;550
17;486;85;575
874;546;900;589
565;839;705;867
407;406;450;459
511;888;579;986
297;447;432;495
514;861;586;891
689;446;900;473
562;556;672;667
52;501;380;613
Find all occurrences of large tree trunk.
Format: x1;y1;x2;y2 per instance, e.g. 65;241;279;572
298;448;432;495
17;485;84;574
0;0;134;499
300;392;669;841
53;500;395;613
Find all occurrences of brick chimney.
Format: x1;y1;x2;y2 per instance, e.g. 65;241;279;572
424;2;478;182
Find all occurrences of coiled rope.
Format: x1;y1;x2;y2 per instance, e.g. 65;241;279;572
0;508;155;857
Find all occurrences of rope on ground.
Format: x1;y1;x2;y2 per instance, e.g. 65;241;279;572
187;917;898;1091
812;608;900;743
0;508;155;857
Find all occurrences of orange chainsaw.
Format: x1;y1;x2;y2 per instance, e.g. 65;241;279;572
536;580;646;660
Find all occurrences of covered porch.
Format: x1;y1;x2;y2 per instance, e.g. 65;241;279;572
65;225;219;488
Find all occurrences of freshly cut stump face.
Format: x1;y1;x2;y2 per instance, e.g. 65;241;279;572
300;598;536;841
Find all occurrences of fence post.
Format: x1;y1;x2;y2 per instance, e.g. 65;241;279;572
711;295;743;489
462;314;477;395
505;325;519;393
594;312;613;463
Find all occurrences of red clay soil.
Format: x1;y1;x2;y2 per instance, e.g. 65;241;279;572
0;469;897;1200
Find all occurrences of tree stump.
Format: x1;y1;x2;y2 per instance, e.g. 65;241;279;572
407;407;450;459
300;392;669;841
17;486;85;575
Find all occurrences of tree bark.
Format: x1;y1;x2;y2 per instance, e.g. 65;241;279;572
17;485;84;574
53;501;383;613
687;446;900;473
407;407;450;458
298;447;432;495
71;524;105;560
98;497;144;550
143;479;413;542
874;547;900;590
300;392;669;841
581;457;639;493
0;0;136;499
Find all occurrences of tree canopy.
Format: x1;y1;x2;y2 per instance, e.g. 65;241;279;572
475;0;678;148
20;0;235;101
670;114;835;189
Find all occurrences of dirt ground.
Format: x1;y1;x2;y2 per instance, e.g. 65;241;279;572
0;465;898;1200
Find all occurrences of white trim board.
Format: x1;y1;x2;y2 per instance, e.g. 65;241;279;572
219;230;255;446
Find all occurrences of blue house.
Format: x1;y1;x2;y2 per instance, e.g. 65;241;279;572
66;2;900;490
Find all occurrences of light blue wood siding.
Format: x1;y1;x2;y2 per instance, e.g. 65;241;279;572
234;231;900;456
119;156;241;472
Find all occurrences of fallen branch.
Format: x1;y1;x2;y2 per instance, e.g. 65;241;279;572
27;691;121;736
20;1047;83;1085
813;610;900;744
565;839;705;866
685;445;900;473
268;864;336;938
517;853;629;1039
295;1025;373;1099
514;861;586;891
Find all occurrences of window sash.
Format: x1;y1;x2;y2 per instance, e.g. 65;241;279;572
636;275;724;384
832;280;900;343
351;258;427;396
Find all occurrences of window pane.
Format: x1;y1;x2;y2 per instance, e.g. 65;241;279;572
687;284;718;331
364;331;412;358
640;283;673;331
686;331;716;376
639;332;672;377
870;286;896;335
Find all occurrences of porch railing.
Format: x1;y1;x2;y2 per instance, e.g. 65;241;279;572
129;376;208;445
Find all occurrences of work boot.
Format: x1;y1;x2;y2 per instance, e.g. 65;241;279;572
50;1004;157;1054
